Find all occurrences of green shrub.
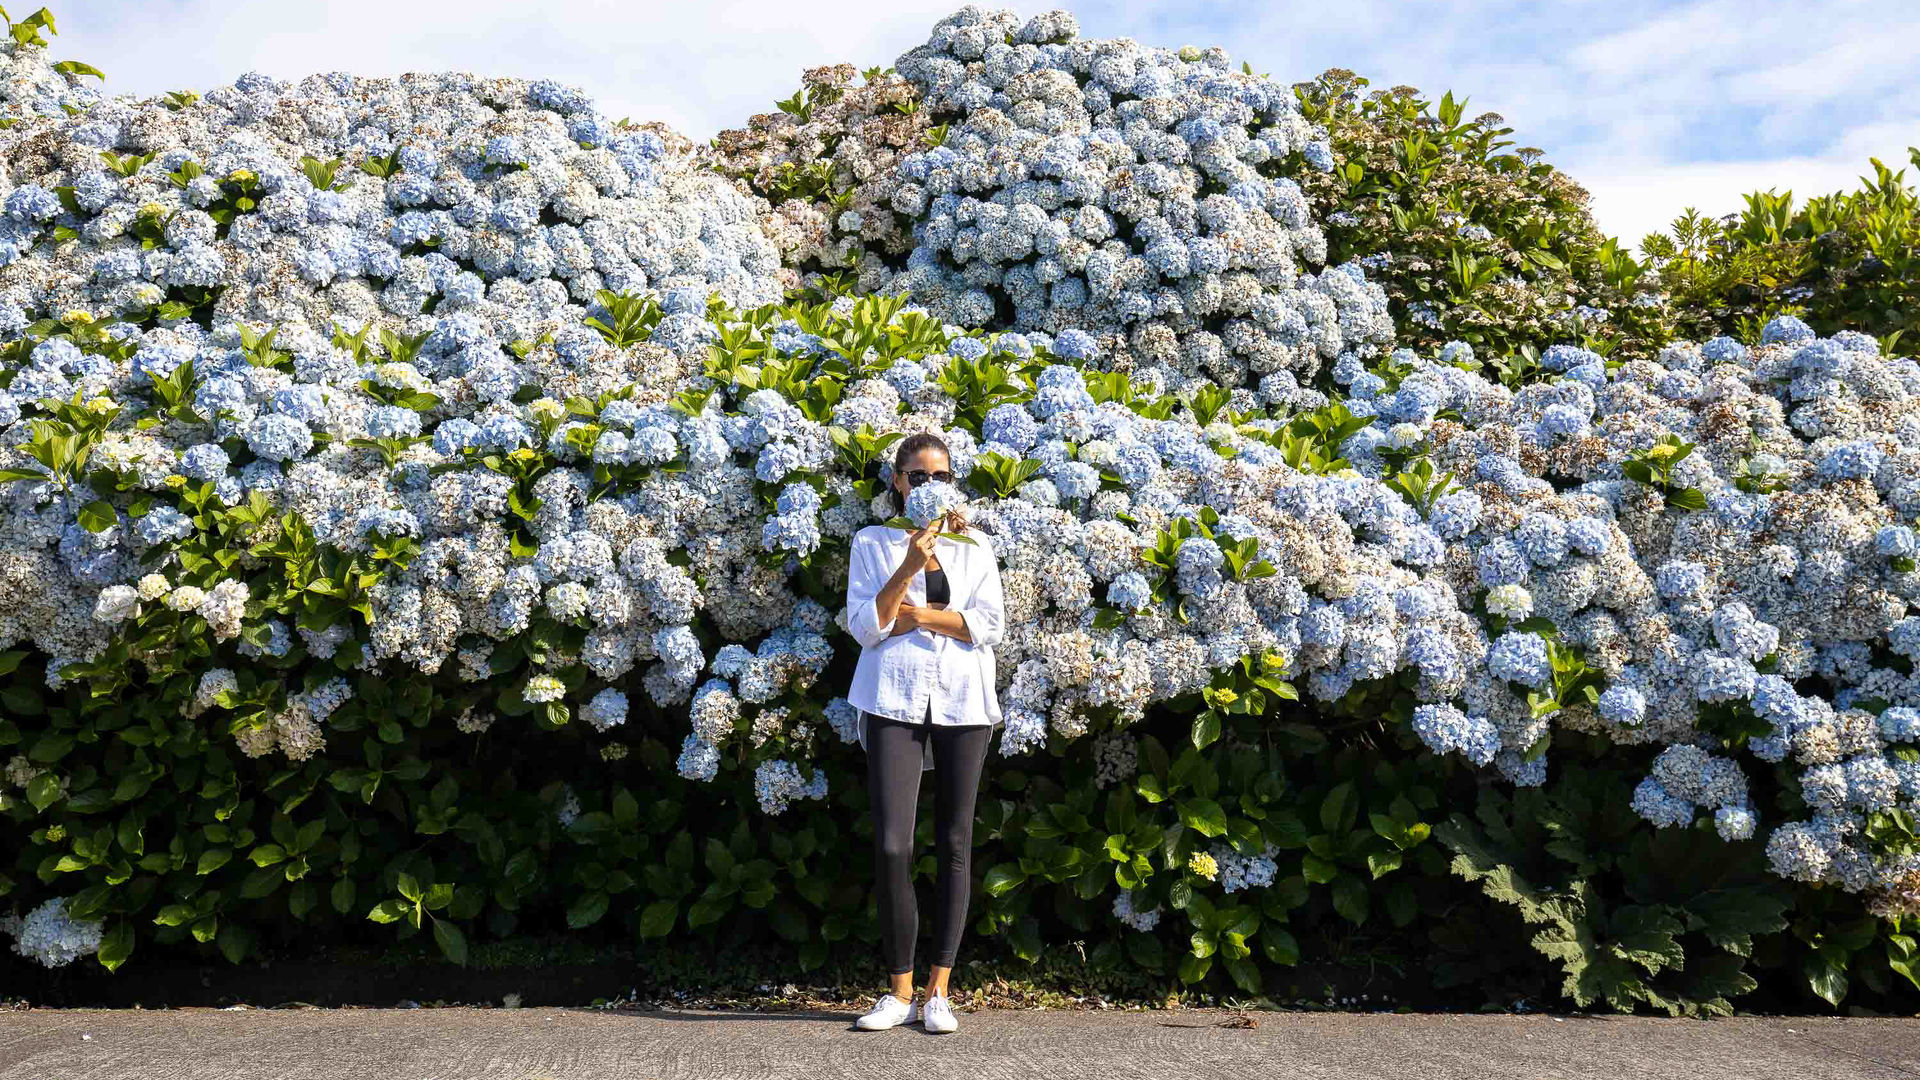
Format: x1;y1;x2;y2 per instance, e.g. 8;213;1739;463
1641;148;1920;357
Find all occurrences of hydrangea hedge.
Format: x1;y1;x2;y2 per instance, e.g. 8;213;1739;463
1;5;1918;1013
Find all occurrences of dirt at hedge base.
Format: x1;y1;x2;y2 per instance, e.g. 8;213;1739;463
1;935;1426;1015
7;934;1904;1017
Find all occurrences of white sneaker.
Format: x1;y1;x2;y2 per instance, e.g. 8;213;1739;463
854;992;920;1030
921;992;958;1033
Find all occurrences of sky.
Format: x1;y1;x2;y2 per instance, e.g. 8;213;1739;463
44;0;1920;252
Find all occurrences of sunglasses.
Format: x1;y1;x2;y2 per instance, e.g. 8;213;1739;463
904;469;954;487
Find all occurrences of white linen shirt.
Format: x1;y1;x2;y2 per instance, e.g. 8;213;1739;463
843;522;1005;771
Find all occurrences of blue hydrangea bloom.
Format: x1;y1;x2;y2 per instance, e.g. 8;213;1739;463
1487;631;1551;688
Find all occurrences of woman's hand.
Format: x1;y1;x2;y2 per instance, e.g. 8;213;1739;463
890;603;970;641
873;525;942;638
902;523;938;571
888;604;924;636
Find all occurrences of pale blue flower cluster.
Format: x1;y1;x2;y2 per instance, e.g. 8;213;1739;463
1631;744;1753;837
861;7;1391;393
753;758;830;815
1205;840;1281;893
1111;886;1162;931
2;896;103;968
904;479;965;528
1411;704;1499;766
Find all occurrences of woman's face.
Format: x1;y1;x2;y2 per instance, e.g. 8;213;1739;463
893;446;953;505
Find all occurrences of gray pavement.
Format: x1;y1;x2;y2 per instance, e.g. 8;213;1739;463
1;1007;1916;1079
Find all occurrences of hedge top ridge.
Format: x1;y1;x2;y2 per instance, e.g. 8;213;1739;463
709;5;1397;397
0;58;785;335
0;7;103;125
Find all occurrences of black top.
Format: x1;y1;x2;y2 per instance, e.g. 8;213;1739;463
924;567;951;606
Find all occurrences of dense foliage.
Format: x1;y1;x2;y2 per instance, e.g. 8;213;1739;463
1642;151;1920;361
1;4;1918;1015
1286;70;1676;366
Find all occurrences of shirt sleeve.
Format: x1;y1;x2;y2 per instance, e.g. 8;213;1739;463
845;530;897;649
954;535;1005;649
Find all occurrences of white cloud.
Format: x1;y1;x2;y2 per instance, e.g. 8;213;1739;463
1573;141;1920;253
55;0;959;137
1568;0;1754;80
1722;29;1919;106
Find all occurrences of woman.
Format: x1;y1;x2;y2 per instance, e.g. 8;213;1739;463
844;432;1005;1035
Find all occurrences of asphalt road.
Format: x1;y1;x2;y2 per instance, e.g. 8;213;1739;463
2;1007;1916;1079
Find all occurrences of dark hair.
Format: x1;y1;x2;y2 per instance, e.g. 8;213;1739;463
888;432;951;515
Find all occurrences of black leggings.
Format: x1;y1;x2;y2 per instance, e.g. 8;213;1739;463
865;710;993;974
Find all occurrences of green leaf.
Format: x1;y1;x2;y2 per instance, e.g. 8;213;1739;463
1666;487;1709;511
1330;874;1369;925
1319;781;1354;834
240;866;283;899
1689;883;1790;959
77;500;119;533
567;890;610;929
612;789;639;826
1222;954;1262;994
1177;797;1228;838
116;816;143;856
1301;853;1338;884
367;898;410;924
686;892;733;929
1367;850;1404;879
153;904;195;927
288;881;317;921
27;772;62;811
1135;772;1167;803
983;862;1027;897
217;922;253;964
1176;950;1212;985
1190;709;1221;749
96;921;134;972
1127;930;1164;972
1384;880;1419;927
1804;952;1848;1009
1261;928;1300;966
703;837;735;878
1887;936;1919;992
433;919;468;965
638;899;678;939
